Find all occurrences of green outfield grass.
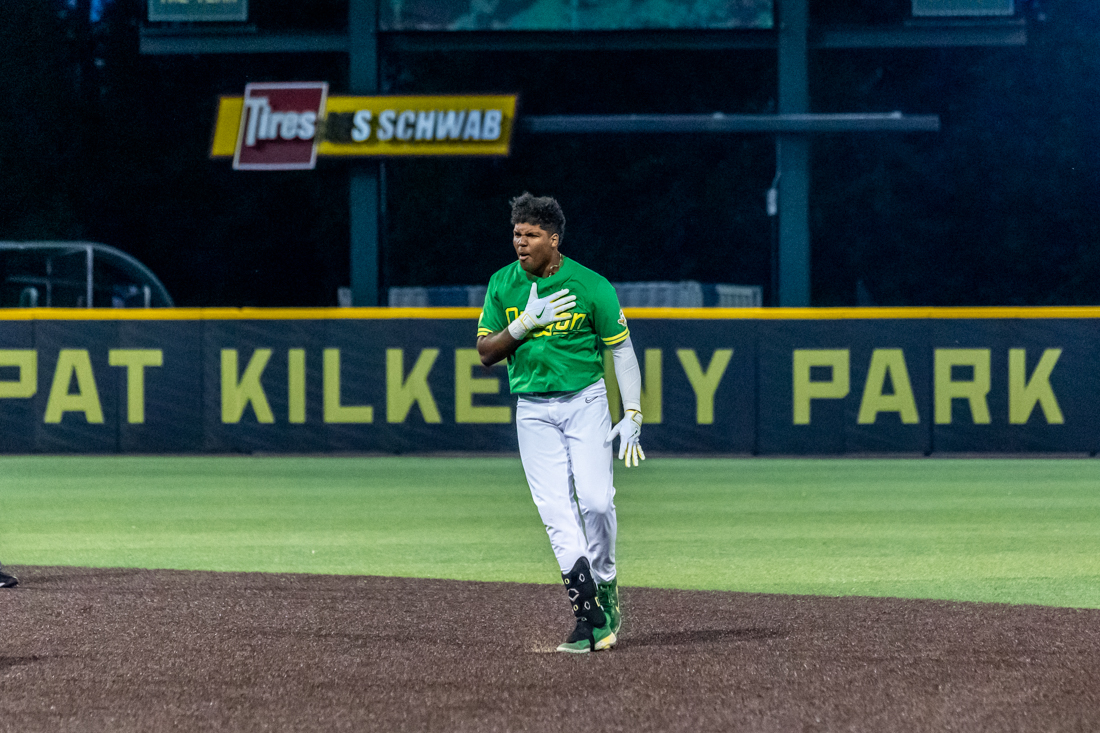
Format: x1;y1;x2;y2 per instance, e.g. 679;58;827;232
2;456;1100;608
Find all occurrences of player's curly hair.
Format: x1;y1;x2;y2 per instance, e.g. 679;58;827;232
510;192;565;242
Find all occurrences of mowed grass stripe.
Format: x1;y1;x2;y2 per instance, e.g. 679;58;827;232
2;456;1100;608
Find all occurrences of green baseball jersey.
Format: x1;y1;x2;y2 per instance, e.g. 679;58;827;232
477;256;629;394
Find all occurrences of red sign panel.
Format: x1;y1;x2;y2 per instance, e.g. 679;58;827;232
233;82;329;171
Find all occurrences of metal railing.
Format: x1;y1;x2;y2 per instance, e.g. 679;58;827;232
386;281;762;308
0;242;174;308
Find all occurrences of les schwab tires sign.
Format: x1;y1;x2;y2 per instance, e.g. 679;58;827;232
208;83;518;169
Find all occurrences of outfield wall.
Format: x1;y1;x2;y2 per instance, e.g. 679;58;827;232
0;307;1096;454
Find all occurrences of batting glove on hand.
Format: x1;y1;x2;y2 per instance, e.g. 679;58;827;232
507;283;577;340
607;409;645;468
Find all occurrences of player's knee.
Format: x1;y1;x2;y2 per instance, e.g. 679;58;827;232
581;490;614;516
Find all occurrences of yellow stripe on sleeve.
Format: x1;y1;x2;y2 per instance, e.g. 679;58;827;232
601;330;630;346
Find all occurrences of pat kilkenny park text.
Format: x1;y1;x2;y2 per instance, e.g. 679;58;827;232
0;310;1094;454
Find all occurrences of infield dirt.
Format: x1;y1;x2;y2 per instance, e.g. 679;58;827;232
1;566;1099;732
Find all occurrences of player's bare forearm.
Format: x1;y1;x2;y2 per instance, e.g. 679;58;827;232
477;332;521;367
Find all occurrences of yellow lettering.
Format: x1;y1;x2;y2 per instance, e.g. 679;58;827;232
0;350;36;399
44;350;103;424
108;349;163;424
323;349;373;423
1008;348;1064;424
676;349;732;425
857;349;919;424
288;349;306;424
934;349;991;424
454;348;510;423
792;349;849;425
603;348;662;424
221;349;274;424
640;349;663;423
387;348;442;423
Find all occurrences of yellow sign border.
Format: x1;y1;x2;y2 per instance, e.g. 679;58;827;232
5;306;1100;322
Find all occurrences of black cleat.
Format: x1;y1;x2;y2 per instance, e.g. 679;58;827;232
0;566;18;588
556;557;616;653
557;615;616;653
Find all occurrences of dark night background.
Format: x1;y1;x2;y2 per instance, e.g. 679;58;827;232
1;0;1094;307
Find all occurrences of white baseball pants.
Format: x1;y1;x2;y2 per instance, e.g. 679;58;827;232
516;379;617;583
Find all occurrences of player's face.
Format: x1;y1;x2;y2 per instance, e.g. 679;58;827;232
513;222;559;277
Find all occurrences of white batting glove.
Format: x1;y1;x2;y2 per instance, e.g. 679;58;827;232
607;409;645;468
507;282;576;340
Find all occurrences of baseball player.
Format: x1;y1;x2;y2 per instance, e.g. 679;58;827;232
477;192;645;654
0;563;17;588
